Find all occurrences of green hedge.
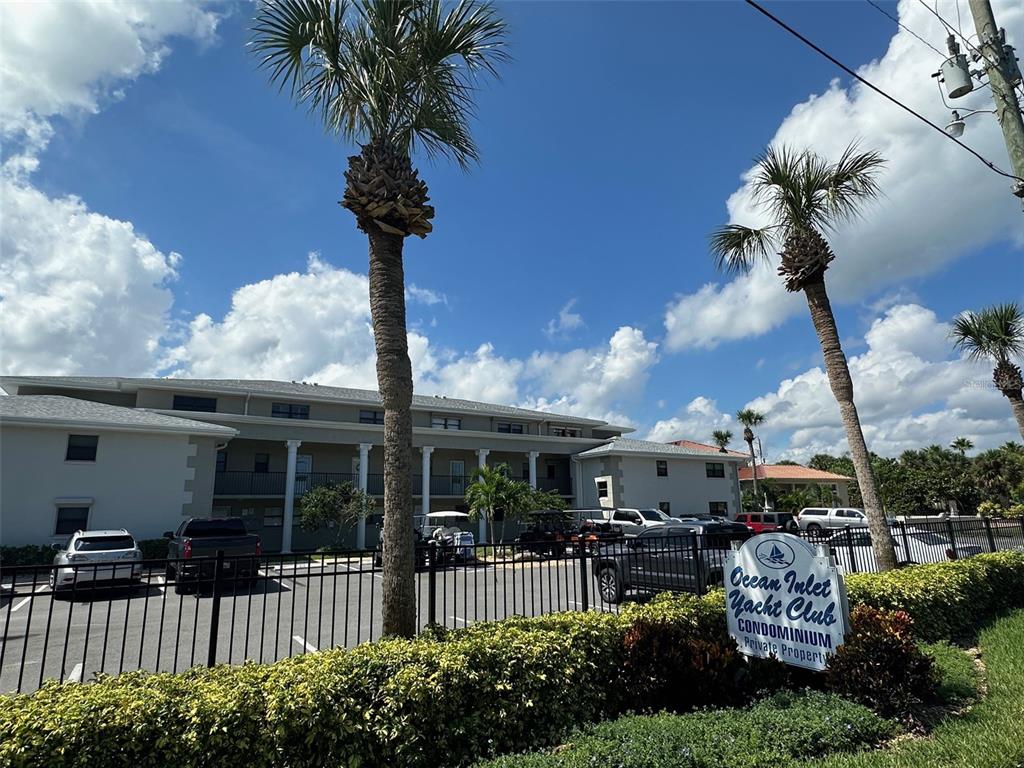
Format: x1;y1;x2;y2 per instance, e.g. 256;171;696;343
474;691;895;768
1;553;1021;767
845;550;1024;641
0;540;167;568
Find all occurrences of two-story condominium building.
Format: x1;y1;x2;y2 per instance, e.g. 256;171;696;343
0;377;745;550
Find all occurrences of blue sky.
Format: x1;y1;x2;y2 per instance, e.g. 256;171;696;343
2;0;1022;460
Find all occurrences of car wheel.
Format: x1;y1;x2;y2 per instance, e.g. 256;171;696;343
597;567;623;604
806;523;823;533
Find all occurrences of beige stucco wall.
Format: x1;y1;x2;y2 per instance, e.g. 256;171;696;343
0;425;210;546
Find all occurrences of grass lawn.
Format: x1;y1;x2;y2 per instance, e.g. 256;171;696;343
478;611;1024;768
805;610;1024;768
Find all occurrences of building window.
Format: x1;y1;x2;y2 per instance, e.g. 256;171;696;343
709;501;729;516
65;434;98;462
55;506;90;535
658;501;671;515
656;460;668;477
254;453;270;473
271;402;310;420
550;426;579;438
216;449;227;473
431;416;461;430
496;422;524;434
172;395;217;413
596;480;609;499
705;462;725;478
359;409;385;425
263;507;283;527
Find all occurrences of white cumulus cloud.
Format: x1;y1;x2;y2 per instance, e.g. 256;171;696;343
544;298;585;339
645;396;735;444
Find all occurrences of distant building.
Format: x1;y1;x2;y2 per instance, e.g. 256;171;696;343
738;464;853;506
1;377;744;549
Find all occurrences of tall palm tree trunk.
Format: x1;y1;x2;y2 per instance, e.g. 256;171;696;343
1004;390;1024;440
803;278;897;571
367;227;416;637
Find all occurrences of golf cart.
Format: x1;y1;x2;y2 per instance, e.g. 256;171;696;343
423;511;476;563
515;509;575;558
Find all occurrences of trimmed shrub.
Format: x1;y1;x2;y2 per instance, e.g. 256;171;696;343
0;545;54;568
825;605;936;716
136;538;168;561
845;550;1024;641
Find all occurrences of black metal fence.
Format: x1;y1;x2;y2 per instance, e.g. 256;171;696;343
1;517;1021;694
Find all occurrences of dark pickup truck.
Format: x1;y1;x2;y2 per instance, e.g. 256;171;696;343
163;517;262;594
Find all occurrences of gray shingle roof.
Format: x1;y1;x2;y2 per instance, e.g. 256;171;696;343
575;437;745;460
0;396;236;436
0;376;608;426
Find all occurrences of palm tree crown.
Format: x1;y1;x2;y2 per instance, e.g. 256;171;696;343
950;437;974;456
710;144;884;292
735;408;765;443
251;0;508;166
711;429;733;453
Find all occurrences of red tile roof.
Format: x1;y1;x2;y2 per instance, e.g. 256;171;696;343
669;439;749;458
738;464;852;482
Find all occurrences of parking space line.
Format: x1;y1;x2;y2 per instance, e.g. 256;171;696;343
67;663;83;683
8;586;44;613
292;635;317;653
449;616;469;625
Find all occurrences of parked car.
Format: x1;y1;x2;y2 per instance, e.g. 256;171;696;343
50;530;143;595
822;527;983;571
735;512;798;533
591;528;723;604
797;507;869;532
672;517;753;552
582;508;684;537
163;517;262;594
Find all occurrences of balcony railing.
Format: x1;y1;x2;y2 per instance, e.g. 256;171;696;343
214;471;572;497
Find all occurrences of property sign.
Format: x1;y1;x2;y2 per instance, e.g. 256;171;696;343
725;533;850;671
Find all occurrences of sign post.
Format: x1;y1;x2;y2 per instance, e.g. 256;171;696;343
725;533;849;672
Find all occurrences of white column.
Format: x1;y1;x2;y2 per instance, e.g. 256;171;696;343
281;439;302;553
527;451;539;489
476;448;490;542
356;442;371;550
421;446;434;531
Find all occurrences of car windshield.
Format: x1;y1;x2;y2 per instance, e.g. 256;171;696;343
638;509;670;521
74;535;135;551
183;519;246;537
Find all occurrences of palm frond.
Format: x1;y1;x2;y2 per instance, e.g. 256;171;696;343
952;303;1024;363
817;143;885;229
708;224;779;274
736;408;765;428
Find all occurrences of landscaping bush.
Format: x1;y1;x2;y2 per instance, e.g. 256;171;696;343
844;550;1024;641
825;605;936;716
0;545;54;568
136;538;167;561
474;691;896;768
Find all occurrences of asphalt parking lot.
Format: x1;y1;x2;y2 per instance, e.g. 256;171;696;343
0;555;604;694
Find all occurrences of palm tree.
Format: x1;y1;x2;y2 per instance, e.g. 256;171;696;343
710;145;897;571
251;0;508;637
735;409;765;497
711;429;733;454
950;437;974;457
465;463;511;544
950;303;1024;441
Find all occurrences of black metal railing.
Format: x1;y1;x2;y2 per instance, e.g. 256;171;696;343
1;517;1020;695
214;472;493;497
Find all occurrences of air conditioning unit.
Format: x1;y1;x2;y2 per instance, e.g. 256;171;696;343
594;475;615;509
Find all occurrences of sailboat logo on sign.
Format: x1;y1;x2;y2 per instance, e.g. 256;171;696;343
754;538;795;570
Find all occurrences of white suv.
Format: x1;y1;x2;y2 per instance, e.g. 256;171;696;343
50;529;143;594
796;507;868;532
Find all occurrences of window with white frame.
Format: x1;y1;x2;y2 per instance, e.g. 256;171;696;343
431;416;461;430
656;460;668;477
550;426;579;438
705;462;725;478
496;422;524;434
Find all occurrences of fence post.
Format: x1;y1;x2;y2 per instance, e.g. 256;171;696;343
691;533;704;596
577;540;589;612
983;516;997;553
207;550;224;668
844;526;857;573
898;521;911;561
945;519;959;559
427;541;437;626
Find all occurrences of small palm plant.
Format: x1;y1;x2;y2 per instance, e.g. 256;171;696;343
735;409;765;496
711;429;733;454
251;0;508;637
950;437;974;457
710;144;897;571
950;303;1024;441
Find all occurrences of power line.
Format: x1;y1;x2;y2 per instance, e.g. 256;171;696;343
744;0;1024;184
864;0;945;58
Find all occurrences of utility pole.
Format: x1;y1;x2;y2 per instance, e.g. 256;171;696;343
968;0;1024;198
